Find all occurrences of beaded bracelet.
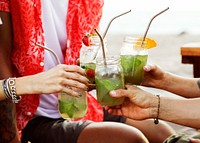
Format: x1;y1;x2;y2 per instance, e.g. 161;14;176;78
154;95;160;124
2;78;21;103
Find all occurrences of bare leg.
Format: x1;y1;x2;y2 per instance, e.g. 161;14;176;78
125;119;175;143
77;122;149;143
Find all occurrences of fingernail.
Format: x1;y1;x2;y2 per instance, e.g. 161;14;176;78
144;65;150;71
110;90;116;96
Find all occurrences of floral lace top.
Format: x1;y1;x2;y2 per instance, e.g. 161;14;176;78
0;0;104;135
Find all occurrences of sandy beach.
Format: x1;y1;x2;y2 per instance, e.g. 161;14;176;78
104;33;200;133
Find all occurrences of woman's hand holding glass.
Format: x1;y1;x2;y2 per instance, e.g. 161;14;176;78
16;64;89;97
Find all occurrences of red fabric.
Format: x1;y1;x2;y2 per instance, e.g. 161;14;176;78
0;0;10;12
0;0;104;135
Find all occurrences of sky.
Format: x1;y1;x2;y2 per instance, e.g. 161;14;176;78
100;0;200;34
102;0;200;12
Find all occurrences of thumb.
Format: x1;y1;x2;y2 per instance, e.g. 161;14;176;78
109;90;121;98
109;89;131;99
144;64;156;72
189;138;200;143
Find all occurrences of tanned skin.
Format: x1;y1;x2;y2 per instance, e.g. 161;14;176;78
0;12;20;143
197;79;200;89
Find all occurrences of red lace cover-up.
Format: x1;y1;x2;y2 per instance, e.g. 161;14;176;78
0;0;104;135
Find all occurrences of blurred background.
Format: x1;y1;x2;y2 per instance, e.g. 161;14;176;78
99;0;200;132
99;0;200;77
100;0;200;35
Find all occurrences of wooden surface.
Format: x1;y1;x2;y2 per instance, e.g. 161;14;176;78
180;42;200;77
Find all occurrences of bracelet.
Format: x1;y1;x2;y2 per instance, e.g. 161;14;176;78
2;78;21;103
8;78;21;103
154;95;160;124
2;79;12;100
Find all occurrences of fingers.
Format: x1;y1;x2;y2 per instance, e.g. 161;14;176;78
61;87;83;98
87;84;96;91
55;64;89;90
61;78;88;91
189;138;200;143
143;64;157;72
63;71;88;84
104;105;123;116
76;58;80;66
109;85;137;99
62;64;85;76
37;64;89;94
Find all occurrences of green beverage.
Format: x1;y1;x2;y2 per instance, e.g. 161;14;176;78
58;89;87;119
95;56;125;106
80;34;107;84
120;55;148;85
120;36;150;85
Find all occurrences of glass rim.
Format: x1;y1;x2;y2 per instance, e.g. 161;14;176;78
123;36;147;44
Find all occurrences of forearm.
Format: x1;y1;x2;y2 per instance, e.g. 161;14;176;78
0;74;39;101
158;97;200;128
160;72;200;98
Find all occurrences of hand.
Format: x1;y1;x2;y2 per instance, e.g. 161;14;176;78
87;83;96;91
141;64;166;88
76;57;80;66
105;85;157;120
19;64;89;97
189;138;200;143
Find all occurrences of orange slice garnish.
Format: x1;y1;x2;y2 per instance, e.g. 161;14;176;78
135;37;157;49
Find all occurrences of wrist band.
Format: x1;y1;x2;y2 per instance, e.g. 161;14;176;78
154;95;160;124
2;78;21;103
2;79;12;100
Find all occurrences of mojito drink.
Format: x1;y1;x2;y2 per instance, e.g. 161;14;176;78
120;55;148;85
95;56;124;106
58;89;87;119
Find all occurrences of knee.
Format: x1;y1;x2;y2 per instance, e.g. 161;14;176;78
127;127;149;143
153;120;175;142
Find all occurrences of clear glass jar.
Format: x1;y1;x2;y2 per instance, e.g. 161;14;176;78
95;56;124;106
120;36;148;85
58;88;87;120
80;35;107;84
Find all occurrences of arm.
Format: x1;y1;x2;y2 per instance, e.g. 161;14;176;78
159;73;200;98
107;85;200;129
0;11;20;143
0;64;89;141
159;96;200;128
0;64;89;100
142;65;200;98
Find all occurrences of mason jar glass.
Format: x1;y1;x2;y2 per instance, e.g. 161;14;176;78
95;56;125;106
80;35;107;84
120;36;148;85
58;88;87;120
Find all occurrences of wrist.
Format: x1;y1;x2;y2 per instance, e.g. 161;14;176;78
153;95;160;124
15;76;36;95
150;95;161;119
158;72;172;90
2;78;21;103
